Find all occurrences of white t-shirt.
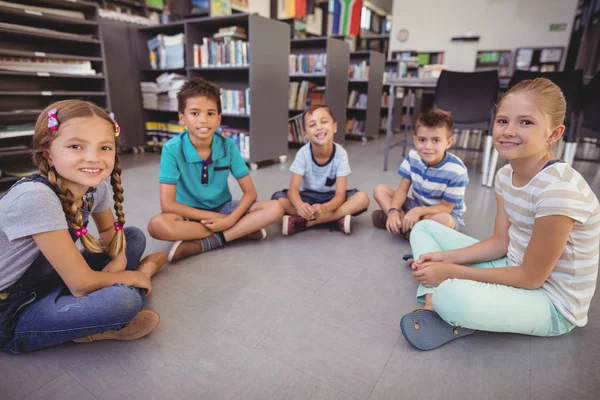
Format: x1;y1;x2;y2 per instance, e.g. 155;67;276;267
289;143;351;192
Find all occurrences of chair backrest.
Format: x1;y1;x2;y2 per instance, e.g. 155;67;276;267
435;70;499;125
507;70;584;120
581;71;600;134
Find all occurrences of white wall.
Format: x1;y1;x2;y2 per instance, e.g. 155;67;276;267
389;0;578;71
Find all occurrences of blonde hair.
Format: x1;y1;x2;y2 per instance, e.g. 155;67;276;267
497;77;566;154
33;100;125;258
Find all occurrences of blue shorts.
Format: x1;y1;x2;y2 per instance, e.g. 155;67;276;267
183;200;242;222
403;197;462;230
271;189;367;216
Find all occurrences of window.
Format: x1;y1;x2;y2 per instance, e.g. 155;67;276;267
360;6;372;30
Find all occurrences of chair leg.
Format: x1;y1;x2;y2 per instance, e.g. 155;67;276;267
462;130;470;149
475;130;483;151
565;142;577;166
481;135;493;185
486;149;499;187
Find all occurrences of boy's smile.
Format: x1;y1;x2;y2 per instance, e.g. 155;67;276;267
179;96;222;144
413;126;453;166
304;108;336;146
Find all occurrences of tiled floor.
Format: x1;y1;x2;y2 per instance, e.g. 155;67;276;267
2;139;599;400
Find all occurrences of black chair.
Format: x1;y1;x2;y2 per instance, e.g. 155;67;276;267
571;71;600;164
485;70;584;186
435;70;499;185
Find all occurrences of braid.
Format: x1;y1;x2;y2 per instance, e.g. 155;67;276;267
39;158;104;254
106;153;126;258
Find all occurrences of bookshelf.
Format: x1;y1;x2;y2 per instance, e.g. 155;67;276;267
137;14;289;168
0;0;109;190
514;47;564;73
346;50;384;141
288;37;350;145
475;50;512;78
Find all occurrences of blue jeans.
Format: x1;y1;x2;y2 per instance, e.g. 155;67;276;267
0;227;147;353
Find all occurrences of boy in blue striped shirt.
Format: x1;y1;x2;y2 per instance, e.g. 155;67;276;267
372;108;469;238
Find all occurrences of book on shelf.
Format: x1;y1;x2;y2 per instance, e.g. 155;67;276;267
289;53;327;75
346;118;366;135
288;112;307;144
347;91;367;109
98;8;159;26
0;0;85;20
289;81;324;111
381;92;389;107
213;25;247;40
348;61;369;80
145;121;186;146
221;88;250;115
0;57;97;76
147;33;185;70
221;127;250;160
193;37;249;68
140;72;186;110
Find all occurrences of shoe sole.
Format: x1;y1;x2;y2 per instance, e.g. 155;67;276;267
167;240;183;262
342;215;351;234
371;211;386;229
400;309;474;351
259;228;267;240
282;215;290;236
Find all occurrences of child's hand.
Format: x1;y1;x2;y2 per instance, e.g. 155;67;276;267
411;262;457;287
312;204;324;218
297;202;316;220
402;208;422;233
412;252;447;270
201;216;235;232
131;271;152;295
102;249;127;273
386;212;403;234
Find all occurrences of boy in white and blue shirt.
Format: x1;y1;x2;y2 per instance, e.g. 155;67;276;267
372;108;468;238
272;104;370;235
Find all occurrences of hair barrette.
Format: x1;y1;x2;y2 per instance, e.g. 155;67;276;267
113;120;120;137
48;108;59;131
114;221;124;231
75;227;88;237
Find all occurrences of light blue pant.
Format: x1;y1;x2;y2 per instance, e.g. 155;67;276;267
410;220;575;337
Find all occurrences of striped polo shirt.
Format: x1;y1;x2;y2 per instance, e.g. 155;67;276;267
398;149;469;226
495;162;600;327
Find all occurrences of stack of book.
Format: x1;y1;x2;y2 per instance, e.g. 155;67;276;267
221;89;250;115
347;91;367;109
147;33;186;70
192;26;249;68
145;121;186;146
140;73;186;111
289;53;327;75
221;127;250;160
348;61;369;80
0;57;97;76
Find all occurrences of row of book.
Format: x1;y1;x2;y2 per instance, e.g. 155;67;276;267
0;57;97;76
192;26;249;68
221;89;251;115
346;118;366;136
192;38;249;68
288;113;308;144
289;53;327;75
348;91;367;109
288;81;324;111
147;33;185;70
348;61;369;80
145;121;250;160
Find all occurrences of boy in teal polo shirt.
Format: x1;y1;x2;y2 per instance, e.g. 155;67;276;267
147;78;284;262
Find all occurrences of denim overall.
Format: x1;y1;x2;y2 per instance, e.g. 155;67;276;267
0;174;147;353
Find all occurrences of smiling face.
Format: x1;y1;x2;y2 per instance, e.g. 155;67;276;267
304;107;337;146
413;126;453;166
179;95;222;143
45;115;116;194
493;92;565;161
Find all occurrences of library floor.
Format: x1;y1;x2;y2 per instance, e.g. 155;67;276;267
2;139;600;400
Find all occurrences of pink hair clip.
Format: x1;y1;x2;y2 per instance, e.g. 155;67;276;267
114;221;124;231
48;108;58;131
75;227;88;237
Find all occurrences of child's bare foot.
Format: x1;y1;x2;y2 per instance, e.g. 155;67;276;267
73;310;160;343
138;252;168;277
242;228;267;241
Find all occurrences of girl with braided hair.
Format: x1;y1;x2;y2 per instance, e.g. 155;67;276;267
0;100;167;353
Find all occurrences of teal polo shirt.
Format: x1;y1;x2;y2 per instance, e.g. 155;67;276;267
159;130;249;210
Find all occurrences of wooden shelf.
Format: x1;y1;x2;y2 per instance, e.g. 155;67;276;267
0;70;104;79
29;0;99;12
0;109;42;117
0;91;106;96
140;68;186;73
290;73;326;78
0;25;101;44
0;49;103;62
109;0;144;9
0;148;33;157
189;66;249;71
